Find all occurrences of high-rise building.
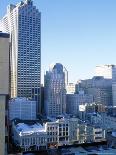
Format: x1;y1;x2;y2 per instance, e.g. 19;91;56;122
76;76;112;106
44;63;66;117
95;64;114;79
0;32;10;155
98;65;116;106
0;0;41;113
95;65;116;106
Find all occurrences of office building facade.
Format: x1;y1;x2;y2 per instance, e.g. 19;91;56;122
66;92;93;115
0;0;41;113
44;63;66;116
95;65;116;106
9;97;36;121
76;76;112;106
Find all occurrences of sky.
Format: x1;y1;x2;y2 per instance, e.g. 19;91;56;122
1;0;116;83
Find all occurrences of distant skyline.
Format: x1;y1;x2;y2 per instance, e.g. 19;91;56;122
1;0;116;83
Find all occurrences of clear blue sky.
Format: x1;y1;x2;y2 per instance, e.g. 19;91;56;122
1;0;116;83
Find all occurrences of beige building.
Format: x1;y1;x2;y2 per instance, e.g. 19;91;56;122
66;83;75;94
0;32;10;155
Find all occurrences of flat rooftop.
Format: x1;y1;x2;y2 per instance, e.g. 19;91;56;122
15;122;46;136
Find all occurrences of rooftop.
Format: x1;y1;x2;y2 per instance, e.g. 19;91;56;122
16;122;46;136
10;97;36;102
13;119;46;136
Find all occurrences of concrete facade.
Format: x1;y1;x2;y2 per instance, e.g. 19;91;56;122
0;32;10;155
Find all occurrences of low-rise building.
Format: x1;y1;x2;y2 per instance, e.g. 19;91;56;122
12;120;47;152
45;116;70;146
11;116;105;152
77;124;105;143
45;121;59;148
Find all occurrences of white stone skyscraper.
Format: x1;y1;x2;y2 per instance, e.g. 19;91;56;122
0;0;41;113
95;64;114;79
44;63;66;117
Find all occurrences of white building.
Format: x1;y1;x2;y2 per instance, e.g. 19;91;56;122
57;118;69;146
95;64;114;79
9;97;36;121
12;117;70;151
12;116;105;152
44;63;66;117
45;121;59;147
0;0;41;113
45;116;80;146
12;120;47;152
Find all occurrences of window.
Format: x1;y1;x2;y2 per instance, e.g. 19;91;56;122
66;137;68;141
95;131;102;134
95;137;102;139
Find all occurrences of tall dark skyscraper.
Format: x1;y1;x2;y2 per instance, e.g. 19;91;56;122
0;0;41;113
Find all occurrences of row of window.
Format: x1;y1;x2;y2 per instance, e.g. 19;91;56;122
59;132;68;136
21;136;46;145
47;137;57;142
47;132;57;136
47;127;57;130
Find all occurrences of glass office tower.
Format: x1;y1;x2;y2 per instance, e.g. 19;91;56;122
0;0;41;113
